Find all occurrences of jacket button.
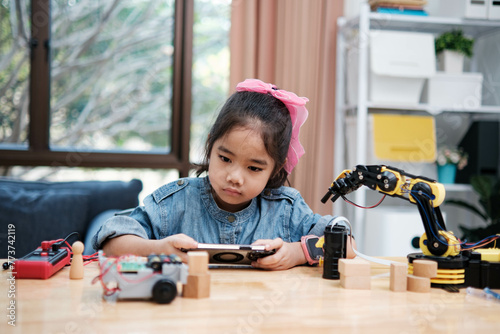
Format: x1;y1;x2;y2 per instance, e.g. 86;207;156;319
177;179;185;186
227;215;236;223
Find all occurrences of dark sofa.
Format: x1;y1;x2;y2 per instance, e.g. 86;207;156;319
0;178;142;258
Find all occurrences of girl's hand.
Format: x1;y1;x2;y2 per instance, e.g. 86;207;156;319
102;233;198;263
158;234;198;263
251;238;306;270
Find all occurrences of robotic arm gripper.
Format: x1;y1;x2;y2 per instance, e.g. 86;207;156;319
322;165;460;258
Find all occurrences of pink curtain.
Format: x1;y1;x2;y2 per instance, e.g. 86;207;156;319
230;0;343;215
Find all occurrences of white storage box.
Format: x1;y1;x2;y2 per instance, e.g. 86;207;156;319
421;72;483;109
488;0;500;19
363;207;428;257
363;206;448;256
426;0;488;19
370;30;436;104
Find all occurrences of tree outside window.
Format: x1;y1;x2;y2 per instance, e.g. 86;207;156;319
0;0;230;184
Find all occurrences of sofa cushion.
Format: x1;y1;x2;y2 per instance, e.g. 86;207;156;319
0;179;143;259
0;179;143;221
0;186;90;258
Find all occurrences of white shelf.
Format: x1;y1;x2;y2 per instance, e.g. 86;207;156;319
340;12;500;37
345;102;500;115
444;183;473;192
333;4;500;251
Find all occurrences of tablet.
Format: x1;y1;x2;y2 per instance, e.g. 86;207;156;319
185;243;276;265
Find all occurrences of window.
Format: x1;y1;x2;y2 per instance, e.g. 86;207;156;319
0;0;231;183
191;0;231;162
50;1;176;153
0;1;31;150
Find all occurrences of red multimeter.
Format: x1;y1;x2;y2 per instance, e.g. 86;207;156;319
12;240;71;279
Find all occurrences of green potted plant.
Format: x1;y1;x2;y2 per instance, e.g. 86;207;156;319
435;30;474;73
445;175;500;246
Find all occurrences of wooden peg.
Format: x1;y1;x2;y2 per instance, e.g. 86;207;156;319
187;251;209;275
413;259;438;278
183;273;211;298
69;241;84;280
338;258;371;277
407;274;431;293
340;273;371;290
390;262;408;292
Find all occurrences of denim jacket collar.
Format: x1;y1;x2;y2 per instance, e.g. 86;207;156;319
200;177;258;224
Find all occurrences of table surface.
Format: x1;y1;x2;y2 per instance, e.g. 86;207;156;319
1;257;499;334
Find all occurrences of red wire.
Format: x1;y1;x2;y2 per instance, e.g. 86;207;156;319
461;236;500;250
93;257;121;296
343;194;386;209
94;254;158;297
118;271;157;284
65;242;98;265
83;252;99;265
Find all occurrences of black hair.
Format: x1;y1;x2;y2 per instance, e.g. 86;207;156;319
196;90;292;188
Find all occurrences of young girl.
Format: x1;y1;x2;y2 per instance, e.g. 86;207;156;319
93;79;355;270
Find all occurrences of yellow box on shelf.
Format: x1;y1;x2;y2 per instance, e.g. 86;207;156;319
373;114;436;162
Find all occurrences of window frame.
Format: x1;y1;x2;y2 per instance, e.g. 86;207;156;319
0;0;194;177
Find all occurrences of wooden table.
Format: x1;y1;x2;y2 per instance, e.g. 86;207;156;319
1;257;499;333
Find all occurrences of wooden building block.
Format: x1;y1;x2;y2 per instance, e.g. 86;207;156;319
390;262;408;292
407;274;431;293
187;251;209;275
183;273;211;298
340;273;371;290
338;258;371;277
413;259;438;278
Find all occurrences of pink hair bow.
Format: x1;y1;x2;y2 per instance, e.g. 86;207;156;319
236;79;309;174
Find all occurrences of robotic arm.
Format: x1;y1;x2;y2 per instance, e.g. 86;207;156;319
322;165;460;258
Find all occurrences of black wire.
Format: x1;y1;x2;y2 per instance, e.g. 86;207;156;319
63;232;80;244
52;232;80;251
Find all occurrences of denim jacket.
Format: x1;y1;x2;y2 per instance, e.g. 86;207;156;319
92;176;335;250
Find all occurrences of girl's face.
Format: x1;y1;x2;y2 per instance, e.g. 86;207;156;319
208;126;275;212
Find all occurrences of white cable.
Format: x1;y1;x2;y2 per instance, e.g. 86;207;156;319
335;216;406;267
353;248;394;266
